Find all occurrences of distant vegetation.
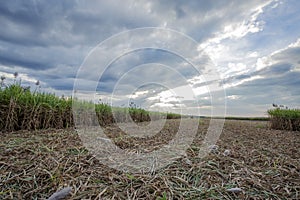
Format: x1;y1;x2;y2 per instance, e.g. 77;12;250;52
0;73;181;133
218;116;269;121
268;108;300;131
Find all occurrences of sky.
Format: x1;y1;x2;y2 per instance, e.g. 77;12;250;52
0;0;299;117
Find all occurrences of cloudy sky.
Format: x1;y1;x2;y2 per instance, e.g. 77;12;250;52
0;0;299;117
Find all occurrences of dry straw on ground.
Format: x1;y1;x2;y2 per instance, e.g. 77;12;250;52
1;119;299;199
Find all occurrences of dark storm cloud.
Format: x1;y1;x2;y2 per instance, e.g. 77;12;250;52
96;48;201;94
47;78;75;91
0;1;160;89
0;53;46;70
0;1;45;46
0;0;272;71
0;0;86;74
0;0;78;47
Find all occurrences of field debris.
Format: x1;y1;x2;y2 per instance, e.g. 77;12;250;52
182;157;192;165
226;187;243;193
48;187;72;200
223;149;230;156
1;119;299;199
208;144;219;153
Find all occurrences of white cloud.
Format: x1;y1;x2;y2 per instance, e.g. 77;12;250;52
255;56;273;71
270;38;300;56
248;51;258;58
224;75;263;88
227;95;241;100
200;1;272;47
0;67;38;85
128;90;149;99
223;62;248;77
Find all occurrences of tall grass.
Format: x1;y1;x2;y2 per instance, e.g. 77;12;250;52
0;84;73;132
268;108;300;131
0;82;181;132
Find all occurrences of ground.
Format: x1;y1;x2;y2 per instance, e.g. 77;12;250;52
0;119;299;199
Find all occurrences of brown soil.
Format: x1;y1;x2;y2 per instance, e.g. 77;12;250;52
0;119;299;199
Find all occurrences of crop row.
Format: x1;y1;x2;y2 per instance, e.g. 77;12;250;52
268;108;300;131
0;84;181;133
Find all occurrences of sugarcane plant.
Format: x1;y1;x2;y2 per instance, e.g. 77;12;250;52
1;72;181;133
268;104;300;131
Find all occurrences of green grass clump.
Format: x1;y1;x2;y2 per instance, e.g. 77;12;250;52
166;112;181;119
268;108;300;119
268;108;300;131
